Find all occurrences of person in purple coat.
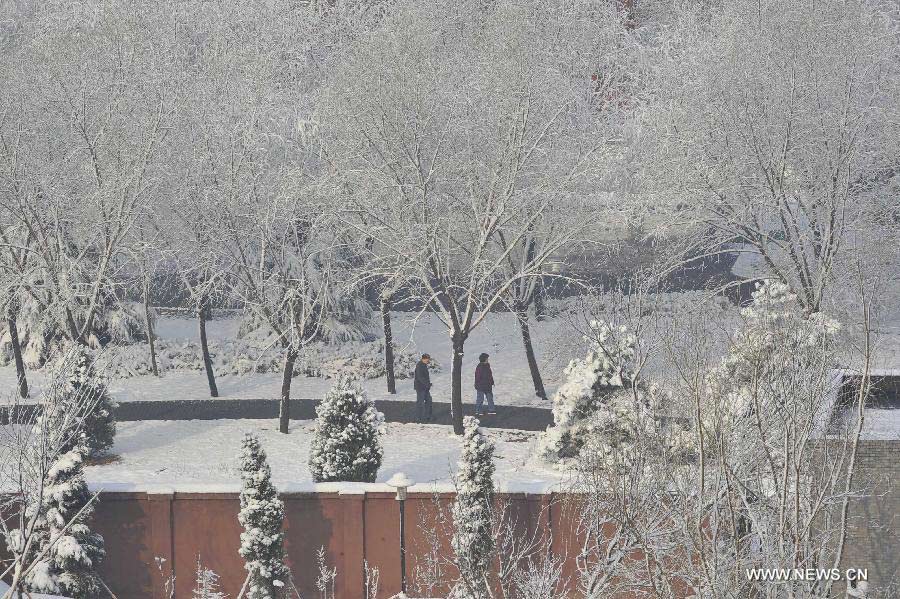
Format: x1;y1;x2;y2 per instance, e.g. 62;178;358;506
474;353;496;415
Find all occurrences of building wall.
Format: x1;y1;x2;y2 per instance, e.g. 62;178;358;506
838;440;900;593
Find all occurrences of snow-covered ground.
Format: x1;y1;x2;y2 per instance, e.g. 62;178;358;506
0;292;748;409
84;419;568;494
3;291;898;412
0;581;71;599
1;312;583;408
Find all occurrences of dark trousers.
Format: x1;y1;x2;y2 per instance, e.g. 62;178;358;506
416;388;433;422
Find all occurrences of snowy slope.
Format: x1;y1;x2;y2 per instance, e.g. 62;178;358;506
83;419;567;494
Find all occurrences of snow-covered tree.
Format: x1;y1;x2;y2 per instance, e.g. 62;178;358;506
62;347;116;458
450;416;496;599
238;433;289;599
0;0;177;352
567;279;862;598
218;201;372;434
192;558;226;599
0;218;34;397
37;347;116;459
538;320;637;462
161;0;374;427
644;0;900;312
323;0;640;434
23;446;106;599
0;354;108;597
704;280;840;437
309;376;384;483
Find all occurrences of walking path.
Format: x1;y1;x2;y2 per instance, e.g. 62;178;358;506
2;398;554;431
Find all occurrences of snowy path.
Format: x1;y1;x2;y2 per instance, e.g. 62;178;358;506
1;397;555;431
84;419;568;494
110;397;555;430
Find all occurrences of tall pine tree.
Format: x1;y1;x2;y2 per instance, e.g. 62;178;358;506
451;416;495;598
238;433;289;599
309;376;384;483
24;446;106;598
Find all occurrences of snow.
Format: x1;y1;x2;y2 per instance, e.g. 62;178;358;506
0;293;759;410
0;580;72;599
0;312;579;409
830;408;900;440
77;419;565;494
859;409;900;440
729;245;768;279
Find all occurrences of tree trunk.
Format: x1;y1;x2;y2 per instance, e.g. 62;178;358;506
517;309;547;400
279;348;298;434
450;334;466;435
381;296;396;394
198;299;219;397
7;315;28;398
533;277;546;322
143;282;159;377
65;307;84;345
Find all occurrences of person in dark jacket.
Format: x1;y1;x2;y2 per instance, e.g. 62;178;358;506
474;353;496;415
414;353;433;422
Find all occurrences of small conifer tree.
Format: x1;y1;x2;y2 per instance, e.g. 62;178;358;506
24;446;106;598
450;416;496;598
67;347;117;457
309;375;384;483
238;433;289;598
192;558;226;599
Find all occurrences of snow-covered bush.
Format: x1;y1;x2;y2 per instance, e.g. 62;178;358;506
577;383;695;479
87;335;438;380
193;558;226;599
309;376;385;483
238;433;289;599
703;280;840;457
237;293;373;345
0;299;146;369
23;447;106;598
538;320;636;462
450;416;495;598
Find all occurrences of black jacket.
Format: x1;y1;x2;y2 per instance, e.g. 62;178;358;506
414;360;431;391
